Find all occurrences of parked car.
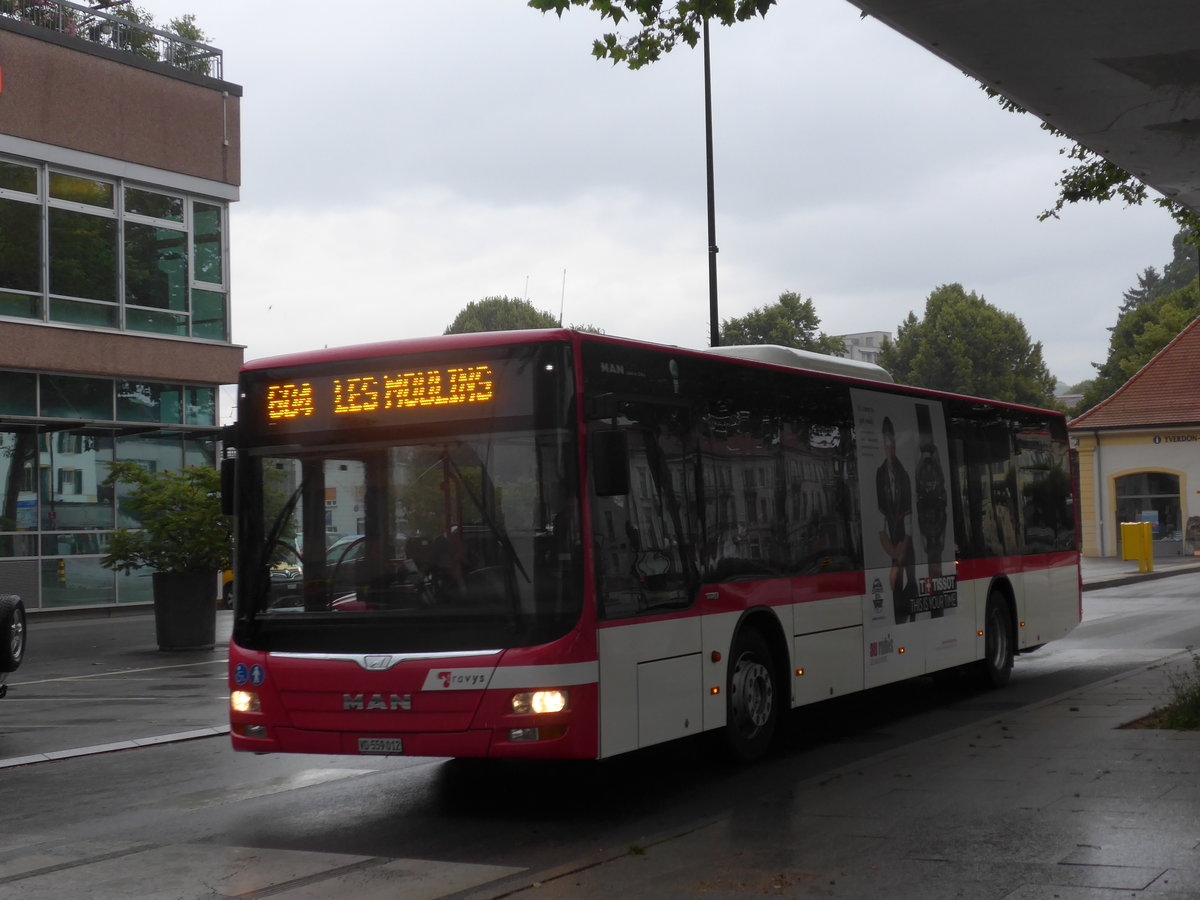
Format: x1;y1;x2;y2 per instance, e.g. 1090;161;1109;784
0;594;26;699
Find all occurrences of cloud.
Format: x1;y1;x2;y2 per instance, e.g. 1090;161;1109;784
149;0;1181;387
231;187;711;361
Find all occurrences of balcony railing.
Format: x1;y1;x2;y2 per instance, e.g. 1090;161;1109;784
0;0;222;79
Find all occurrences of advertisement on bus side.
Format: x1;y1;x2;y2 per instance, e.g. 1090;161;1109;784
851;390;957;663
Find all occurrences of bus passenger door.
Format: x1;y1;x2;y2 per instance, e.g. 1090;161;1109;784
590;401;703;757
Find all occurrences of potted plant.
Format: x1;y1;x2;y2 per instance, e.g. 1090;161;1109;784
101;461;232;650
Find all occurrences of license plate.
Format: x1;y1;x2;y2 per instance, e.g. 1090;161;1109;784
358;737;403;755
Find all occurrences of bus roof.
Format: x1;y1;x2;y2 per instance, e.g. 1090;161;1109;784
242;330;890;381
241;328;1059;418
241;328;576;372
704;344;893;382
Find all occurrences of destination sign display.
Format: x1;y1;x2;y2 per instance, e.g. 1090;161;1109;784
266;364;495;422
242;349;548;440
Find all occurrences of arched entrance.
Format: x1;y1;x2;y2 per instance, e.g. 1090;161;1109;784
1115;471;1182;557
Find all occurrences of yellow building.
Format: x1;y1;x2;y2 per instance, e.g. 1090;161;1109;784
1070;316;1200;559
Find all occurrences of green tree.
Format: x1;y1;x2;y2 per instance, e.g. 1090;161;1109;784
1160;230;1200;297
877;283;1056;406
109;3;160;62
529;0;775;69
1078;230;1200;412
1120;268;1163;318
718;290;845;354
1078;281;1200;412
165;13;214;75
100;462;232;575
445;296;560;334
0;3;213;70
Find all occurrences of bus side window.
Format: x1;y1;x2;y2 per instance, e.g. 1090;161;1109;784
590;407;698;618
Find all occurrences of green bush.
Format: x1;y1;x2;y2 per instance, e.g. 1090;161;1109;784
1159;651;1200;730
100;462;231;575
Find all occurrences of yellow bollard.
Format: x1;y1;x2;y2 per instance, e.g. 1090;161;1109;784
1120;521;1154;573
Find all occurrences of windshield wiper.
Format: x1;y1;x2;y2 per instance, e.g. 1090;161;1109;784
259;478;306;574
444;453;531;585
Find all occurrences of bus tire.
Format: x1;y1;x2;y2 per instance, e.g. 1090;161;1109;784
980;590;1013;688
0;595;26;673
725;628;778;762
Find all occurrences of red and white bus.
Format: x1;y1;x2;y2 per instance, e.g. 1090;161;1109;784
227;329;1079;761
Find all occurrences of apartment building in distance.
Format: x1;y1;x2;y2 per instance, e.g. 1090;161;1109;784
835;331;889;366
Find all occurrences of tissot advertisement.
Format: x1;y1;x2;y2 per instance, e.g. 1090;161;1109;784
851;390;957;658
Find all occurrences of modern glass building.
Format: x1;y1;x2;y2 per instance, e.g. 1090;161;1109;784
0;4;242;609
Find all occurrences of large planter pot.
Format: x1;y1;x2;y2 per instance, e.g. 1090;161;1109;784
152;571;217;651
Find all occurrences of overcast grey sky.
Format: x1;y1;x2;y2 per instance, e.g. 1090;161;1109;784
150;0;1180;386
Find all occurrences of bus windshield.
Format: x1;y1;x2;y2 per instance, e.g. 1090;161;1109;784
238;428;582;654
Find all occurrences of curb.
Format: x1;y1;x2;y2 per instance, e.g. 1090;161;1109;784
1083;562;1200;592
0;725;230;770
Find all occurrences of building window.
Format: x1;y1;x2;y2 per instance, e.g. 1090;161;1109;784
0;160;37;194
125;223;188;311
0;371;37;416
0;156;230;342
0;370;217;428
0;201;41;305
1116;472;1181;554
125;186;184;222
41;374;113;420
193;201;224;286
0;382;221;608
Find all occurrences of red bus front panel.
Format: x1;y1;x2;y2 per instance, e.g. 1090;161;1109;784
230;645;601;760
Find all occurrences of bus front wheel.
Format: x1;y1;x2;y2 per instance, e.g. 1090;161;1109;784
980;591;1014;688
725;629;778;762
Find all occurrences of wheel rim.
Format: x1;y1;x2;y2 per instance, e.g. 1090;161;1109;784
9;608;24;662
730;651;773;739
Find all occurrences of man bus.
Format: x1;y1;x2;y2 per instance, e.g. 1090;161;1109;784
226;329;1079;762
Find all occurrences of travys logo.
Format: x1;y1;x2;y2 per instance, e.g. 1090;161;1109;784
422;668;493;690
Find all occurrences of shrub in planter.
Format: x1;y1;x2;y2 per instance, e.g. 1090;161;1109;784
101;462;232;649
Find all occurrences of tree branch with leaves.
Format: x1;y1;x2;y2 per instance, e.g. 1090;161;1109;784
528;0;775;68
984;89;1200;243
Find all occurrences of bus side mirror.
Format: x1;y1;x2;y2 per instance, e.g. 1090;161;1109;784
220;458;236;516
592;430;630;497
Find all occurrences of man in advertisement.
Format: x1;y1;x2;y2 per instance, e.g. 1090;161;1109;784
914;404;949;618
876;416;917;623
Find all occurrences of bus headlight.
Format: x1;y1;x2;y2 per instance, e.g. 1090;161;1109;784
231;690;260;713
511;689;568;714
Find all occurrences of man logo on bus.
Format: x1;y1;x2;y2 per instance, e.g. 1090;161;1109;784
343;693;412;711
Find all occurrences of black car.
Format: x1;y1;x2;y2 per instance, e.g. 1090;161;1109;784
0;595;26;699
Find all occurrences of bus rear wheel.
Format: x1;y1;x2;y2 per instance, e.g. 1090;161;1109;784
725;629;778;762
980;591;1014;688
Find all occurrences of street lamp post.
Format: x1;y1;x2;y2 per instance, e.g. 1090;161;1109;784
704;17;720;347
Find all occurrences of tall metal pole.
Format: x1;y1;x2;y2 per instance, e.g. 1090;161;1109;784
704;17;719;347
